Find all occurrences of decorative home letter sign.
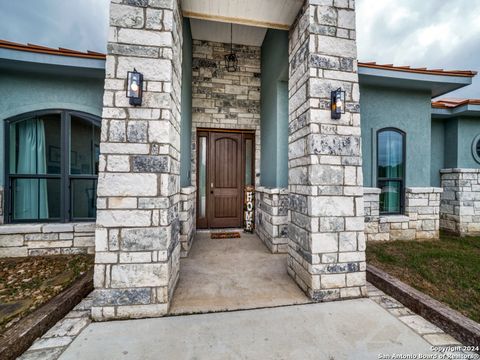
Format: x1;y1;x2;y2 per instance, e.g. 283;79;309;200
244;186;255;232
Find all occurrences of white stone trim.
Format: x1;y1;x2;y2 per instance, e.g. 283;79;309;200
255;187;289;253
0;222;95;257
179;186;196;257
364;187;441;241
440;168;480;235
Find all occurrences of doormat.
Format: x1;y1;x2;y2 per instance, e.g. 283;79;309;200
210;232;241;239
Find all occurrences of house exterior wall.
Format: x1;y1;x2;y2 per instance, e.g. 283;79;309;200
190;39;261;188
0;70;104;224
92;0;183;320
0;223;95;257
451;117;480;168
179;186;195;256
431;118;445;187
360;85;432;188
287;0;366;301
255;187;289;253
432;117;480;235
433;116;480;173
260;29;289;188
364;187;442;241
180;18;193;187
440;168;480;235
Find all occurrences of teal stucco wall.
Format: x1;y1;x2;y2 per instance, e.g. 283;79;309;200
360;85;432;187
430;119;445;186
0;70;104;186
260;29;288;188
456;117;480;168
180;18;193;187
440;117;480;170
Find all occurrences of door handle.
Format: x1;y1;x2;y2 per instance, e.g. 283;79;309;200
210;182;214;194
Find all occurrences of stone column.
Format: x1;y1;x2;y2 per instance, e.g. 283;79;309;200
92;0;183;320
287;0;366;301
441;168;480;236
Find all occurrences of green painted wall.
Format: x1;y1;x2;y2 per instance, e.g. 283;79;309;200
440;117;480;170
260;29;288;188
430;119;445;186
431;117;480;180
0;71;104;186
456;117;480;168
180;18;193;187
443;118;458;169
360;85;432;187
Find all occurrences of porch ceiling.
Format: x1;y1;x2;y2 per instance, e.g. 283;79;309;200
189;18;267;47
181;0;303;30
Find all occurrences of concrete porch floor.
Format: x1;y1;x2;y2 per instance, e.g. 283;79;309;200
169;231;310;315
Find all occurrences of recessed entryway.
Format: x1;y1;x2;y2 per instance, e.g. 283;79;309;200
196;129;255;229
169;232;310;315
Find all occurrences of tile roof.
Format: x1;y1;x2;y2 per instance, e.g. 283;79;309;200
432;98;480;109
0;39;106;60
0;40;477;78
358;62;477;78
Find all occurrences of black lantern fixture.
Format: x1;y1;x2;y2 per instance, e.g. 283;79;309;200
225;24;238;72
331;87;346;119
126;68;143;106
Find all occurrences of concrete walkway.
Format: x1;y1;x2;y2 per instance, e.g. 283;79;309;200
59;299;439;360
169;232;310;314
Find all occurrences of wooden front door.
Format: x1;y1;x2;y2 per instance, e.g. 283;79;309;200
197;130;254;229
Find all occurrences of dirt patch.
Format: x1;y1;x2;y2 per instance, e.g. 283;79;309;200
0;255;93;334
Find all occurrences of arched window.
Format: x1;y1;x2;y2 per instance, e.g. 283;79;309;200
5;110;100;223
377;128;405;214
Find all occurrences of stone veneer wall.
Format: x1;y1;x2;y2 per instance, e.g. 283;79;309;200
440;168;480;236
179;186;195;257
287;0;367;301
255;187;289;253
92;0;183;320
190;40;261;186
364;187;442;241
0;223;95;257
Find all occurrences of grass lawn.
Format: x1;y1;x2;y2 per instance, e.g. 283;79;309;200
0;254;94;334
366;234;480;323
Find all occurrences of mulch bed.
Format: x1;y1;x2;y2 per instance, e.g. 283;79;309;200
0;255;94;335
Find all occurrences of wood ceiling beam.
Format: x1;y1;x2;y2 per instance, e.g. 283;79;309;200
183;11;291;30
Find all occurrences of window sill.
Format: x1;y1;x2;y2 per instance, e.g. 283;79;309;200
0;222;95;235
379;215;409;223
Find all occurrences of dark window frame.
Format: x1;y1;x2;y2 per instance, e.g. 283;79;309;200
376;127;406;215
4;109;101;224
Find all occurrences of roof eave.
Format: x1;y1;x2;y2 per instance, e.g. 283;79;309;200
0;47;105;72
432;104;480;118
358;66;473;98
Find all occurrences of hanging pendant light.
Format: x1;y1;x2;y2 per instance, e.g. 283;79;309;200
225;23;238;72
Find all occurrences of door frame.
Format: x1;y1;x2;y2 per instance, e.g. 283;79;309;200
196;128;255;229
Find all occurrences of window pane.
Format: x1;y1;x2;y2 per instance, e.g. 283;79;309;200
12;178;61;220
71;179;97;219
379;180;401;214
198;137;207;218
245;139;253;186
378;130;404;179
10;115;61;175
70;116;100;175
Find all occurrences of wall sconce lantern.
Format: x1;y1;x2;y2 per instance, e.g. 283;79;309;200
225;24;238;72
126;69;143;106
331;88;346;119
